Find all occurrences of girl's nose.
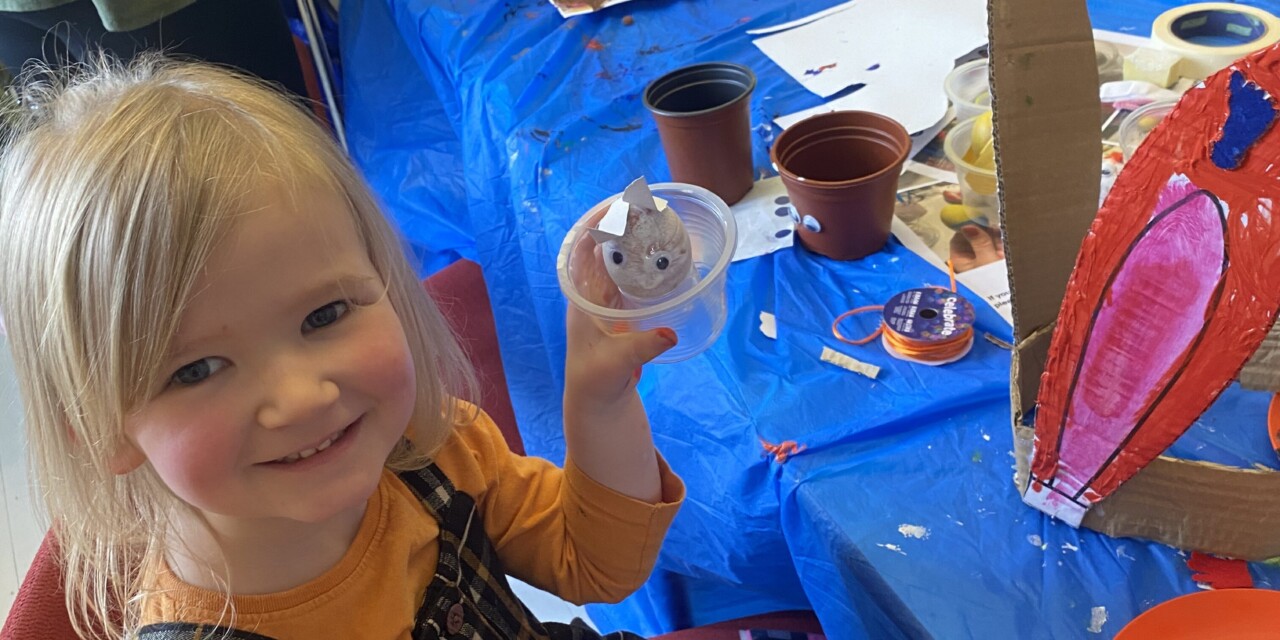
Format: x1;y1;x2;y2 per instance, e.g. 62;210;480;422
256;370;340;430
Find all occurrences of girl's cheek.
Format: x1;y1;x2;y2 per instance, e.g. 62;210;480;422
356;309;418;408
130;409;244;509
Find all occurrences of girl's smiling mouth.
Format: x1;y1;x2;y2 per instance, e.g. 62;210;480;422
263;417;362;466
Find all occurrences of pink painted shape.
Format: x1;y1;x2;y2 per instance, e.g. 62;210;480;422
1052;188;1225;501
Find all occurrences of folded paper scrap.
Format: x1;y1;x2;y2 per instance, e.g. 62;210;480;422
758;311;880;379
549;0;634;18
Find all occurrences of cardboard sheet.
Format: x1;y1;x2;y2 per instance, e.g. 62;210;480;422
997;0;1280;560
990;0;1101;415
1240;324;1280;392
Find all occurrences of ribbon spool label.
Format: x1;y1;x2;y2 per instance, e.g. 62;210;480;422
882;287;976;343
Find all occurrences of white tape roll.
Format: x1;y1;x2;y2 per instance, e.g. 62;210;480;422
1151;2;1280;79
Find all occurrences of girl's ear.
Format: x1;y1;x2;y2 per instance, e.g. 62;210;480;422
107;441;147;475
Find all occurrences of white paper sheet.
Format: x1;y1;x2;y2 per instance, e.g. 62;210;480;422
728;177;797;261
745;1;858;36
908;114;950;161
755;0;987;134
955;260;1013;325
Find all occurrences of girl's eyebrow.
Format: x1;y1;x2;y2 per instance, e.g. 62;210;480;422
288;274;380;309
168;274;380;359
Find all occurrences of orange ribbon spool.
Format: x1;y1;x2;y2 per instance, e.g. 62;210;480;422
831;263;974;364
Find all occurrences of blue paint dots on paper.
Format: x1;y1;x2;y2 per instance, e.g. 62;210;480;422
774;207;791;217
1212;71;1277;170
775;229;793;239
774;195;791;205
867;63;881;71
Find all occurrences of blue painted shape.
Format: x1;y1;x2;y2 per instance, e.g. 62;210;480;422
1212;71;1277;170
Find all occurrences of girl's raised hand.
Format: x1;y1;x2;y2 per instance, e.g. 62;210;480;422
563;244;676;412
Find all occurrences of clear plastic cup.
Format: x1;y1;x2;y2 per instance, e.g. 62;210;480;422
1119;100;1177;160
943;59;991;123
557;182;737;363
942;115;998;224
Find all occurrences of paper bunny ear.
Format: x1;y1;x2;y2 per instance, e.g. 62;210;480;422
621;176;673;215
588;226;620;245
589;195;631;245
622;176;658;212
589;177;671;246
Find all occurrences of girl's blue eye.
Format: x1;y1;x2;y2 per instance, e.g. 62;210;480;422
304;301;350;332
171;357;227;386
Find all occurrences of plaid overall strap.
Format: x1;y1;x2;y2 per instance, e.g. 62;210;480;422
397;464;643;640
137;622;277;639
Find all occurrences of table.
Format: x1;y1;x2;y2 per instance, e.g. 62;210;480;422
339;0;1280;637
779;383;1280;639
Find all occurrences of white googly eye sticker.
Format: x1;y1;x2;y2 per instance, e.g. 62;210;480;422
789;207;801;224
802;215;822;233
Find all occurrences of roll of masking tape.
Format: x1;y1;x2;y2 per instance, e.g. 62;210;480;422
1152;3;1280;80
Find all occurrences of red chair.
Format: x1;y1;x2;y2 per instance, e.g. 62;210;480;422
422;258;523;454
1;259;820;639
1;532;77;640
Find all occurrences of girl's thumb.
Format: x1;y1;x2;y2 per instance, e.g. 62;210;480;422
625;327;679;367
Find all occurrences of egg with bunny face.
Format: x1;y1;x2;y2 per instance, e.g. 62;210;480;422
589;178;694;301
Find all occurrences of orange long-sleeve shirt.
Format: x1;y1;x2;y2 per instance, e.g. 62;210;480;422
140;405;685;637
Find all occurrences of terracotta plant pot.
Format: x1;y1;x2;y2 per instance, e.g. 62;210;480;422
644;62;756;205
770;111;911;260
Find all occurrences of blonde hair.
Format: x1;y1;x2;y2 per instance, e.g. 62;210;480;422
0;56;475;638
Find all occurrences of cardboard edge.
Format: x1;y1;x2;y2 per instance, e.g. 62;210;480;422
1015;422;1280;560
990;0;1101;414
1239;321;1280;392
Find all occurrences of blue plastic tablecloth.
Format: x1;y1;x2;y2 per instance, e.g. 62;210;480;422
340;0;1280;636
779;382;1280;639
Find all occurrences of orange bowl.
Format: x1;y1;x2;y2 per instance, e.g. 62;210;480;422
1116;589;1280;639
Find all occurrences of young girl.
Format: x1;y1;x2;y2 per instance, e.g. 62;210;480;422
0;57;683;639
